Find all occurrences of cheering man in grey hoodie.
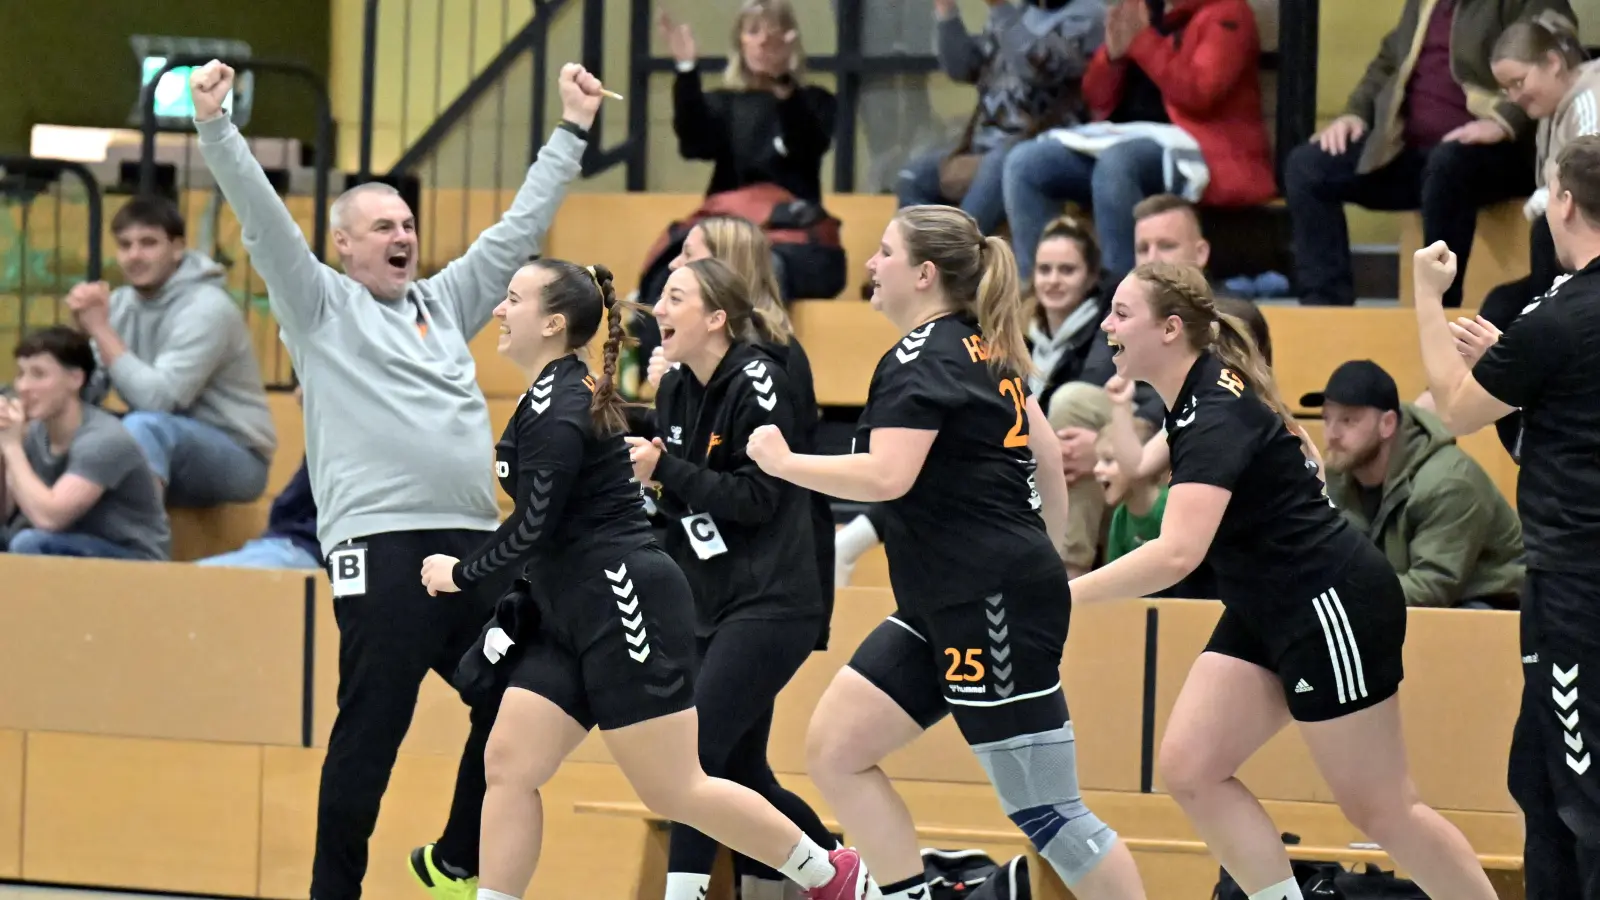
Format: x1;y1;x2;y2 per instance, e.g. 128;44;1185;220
189;58;605;900
66;196;276;507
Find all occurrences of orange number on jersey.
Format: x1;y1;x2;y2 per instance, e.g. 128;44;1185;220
998;377;1028;447
1217;368;1245;397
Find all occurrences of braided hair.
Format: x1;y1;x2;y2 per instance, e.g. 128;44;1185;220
1131;262;1295;431
527;259;637;434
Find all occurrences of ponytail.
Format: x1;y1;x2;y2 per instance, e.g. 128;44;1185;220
588;264;633;435
1212;312;1296;432
975;235;1034;379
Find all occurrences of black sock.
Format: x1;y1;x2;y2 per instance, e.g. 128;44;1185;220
431;845;470;880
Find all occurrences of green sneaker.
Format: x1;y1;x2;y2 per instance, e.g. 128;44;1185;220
408;843;478;900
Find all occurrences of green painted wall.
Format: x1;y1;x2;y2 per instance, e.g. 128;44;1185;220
0;0;331;154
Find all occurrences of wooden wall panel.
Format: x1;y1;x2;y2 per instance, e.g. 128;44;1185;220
21;733;262;896
0;557;306;745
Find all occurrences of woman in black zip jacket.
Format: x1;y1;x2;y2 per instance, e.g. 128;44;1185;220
652;215;835;652
627;257;837;900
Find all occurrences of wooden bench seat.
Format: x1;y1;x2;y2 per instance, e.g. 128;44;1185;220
1399;199;1531;306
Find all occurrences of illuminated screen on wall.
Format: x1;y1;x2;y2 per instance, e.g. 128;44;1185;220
130;36;254;129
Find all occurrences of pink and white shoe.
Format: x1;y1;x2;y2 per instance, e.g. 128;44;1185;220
805;847;870;900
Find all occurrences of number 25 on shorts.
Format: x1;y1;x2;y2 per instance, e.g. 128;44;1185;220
944;647;985;682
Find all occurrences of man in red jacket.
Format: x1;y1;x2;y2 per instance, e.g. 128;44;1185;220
1283;0;1570;307
1000;0;1275;279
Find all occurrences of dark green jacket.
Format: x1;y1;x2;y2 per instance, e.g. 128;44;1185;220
1328;405;1524;607
1346;0;1575;175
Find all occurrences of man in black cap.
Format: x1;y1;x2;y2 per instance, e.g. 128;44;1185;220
1302;359;1523;610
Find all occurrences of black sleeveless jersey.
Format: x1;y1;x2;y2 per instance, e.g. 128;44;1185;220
1164;352;1364;604
855;313;1055;609
453;355;653;591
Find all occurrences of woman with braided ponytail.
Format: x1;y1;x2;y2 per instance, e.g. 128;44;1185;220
1075;262;1498;900
419;259;870;900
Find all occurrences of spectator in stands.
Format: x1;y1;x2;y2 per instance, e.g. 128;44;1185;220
66;196;276;507
1027;215;1111;411
1001;0;1275;278
1484;12;1599;315
1283;0;1571;308
1131;192;1210;269
895;0;1105;235
1092;412;1215;597
196;384;319;571
1304;360;1523;609
0;327;169;561
645;2;844;309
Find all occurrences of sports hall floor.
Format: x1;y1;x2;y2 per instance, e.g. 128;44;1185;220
0;887;198;899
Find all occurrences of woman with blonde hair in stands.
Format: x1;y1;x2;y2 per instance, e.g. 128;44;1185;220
1078;263;1498;900
1486;11;1600;316
747;205;1152;900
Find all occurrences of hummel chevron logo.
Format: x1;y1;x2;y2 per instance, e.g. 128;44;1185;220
528;373;556;413
744;361;777;411
1568;731;1585;753
1570;752;1591;775
629;644;652;663
612;578;635;599
1562;709;1581;731
988;625;1009;643
1556;664;1580;687
624;629;648;647
1556;686;1579;710
609;562;651;662
622;612;644;631
895;323;935;364
986;608;1005;625
606;563;627;581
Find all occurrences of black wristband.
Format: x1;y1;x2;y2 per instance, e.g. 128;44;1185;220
557;119;590;141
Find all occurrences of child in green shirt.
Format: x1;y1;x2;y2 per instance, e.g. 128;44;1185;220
1093;428;1166;563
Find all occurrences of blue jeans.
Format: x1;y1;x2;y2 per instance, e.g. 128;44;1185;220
122;411;269;507
197;535;321;570
1001;136;1167;277
896;142;1015;235
8;528;143;559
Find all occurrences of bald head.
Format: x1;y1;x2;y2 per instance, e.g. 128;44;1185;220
329;182;418;300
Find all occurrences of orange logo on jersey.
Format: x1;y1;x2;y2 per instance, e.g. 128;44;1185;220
706;433;723;458
583;375;596;393
1216;368;1245;398
963;335;990;363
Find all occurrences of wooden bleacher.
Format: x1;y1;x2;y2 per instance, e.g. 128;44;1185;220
1398;199;1532;307
0;570;1527;899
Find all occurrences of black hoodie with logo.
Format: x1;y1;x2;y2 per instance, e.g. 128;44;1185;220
651;341;823;635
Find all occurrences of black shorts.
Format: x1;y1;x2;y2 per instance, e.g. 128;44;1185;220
847;565;1070;745
1204;544;1406;722
507;545;698;731
1509;570;1600;843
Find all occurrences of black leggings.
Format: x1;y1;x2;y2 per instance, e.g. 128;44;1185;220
667;616;836;877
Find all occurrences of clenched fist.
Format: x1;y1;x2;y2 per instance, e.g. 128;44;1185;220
190;59;234;122
557;63;605;132
1412;240;1459;301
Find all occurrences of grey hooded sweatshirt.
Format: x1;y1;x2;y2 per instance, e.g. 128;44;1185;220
104;250;277;460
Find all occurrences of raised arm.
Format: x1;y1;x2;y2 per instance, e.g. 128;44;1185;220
426;64;601;338
190;61;337;339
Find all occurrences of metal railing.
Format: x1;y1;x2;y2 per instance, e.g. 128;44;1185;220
0;158;103;356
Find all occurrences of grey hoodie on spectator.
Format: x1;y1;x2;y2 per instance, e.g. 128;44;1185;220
103;250;277;460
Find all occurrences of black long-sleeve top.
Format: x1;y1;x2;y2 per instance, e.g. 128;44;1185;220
673;68;837;203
